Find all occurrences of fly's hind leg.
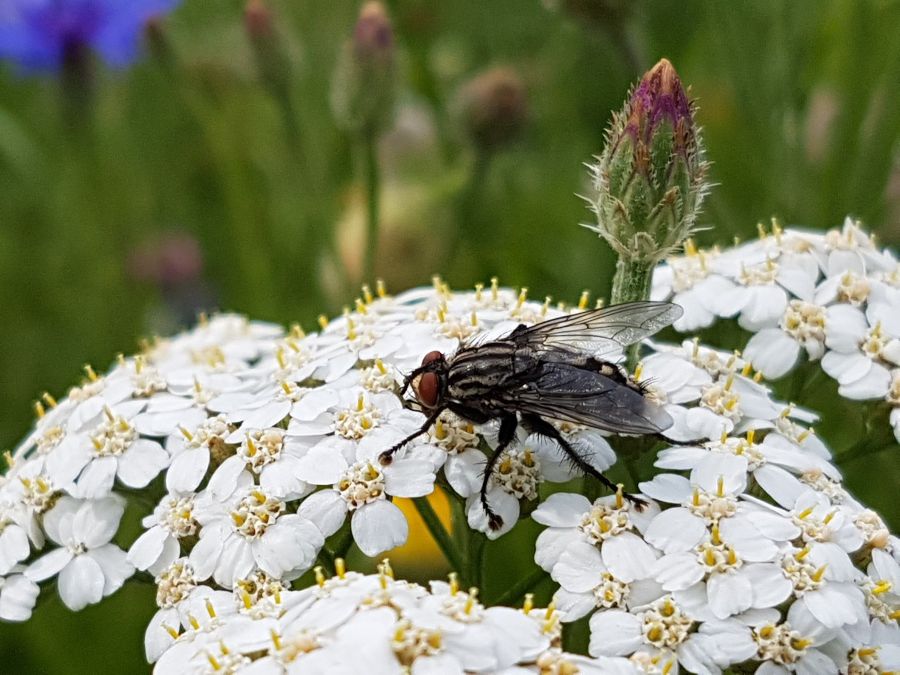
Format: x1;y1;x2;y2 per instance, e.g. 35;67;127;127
521;413;648;510
478;413;518;531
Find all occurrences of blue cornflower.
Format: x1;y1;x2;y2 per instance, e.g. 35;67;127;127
0;0;181;73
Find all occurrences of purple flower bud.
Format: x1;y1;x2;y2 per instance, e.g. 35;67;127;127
586;59;709;275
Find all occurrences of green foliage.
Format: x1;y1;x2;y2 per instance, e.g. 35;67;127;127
1;0;899;671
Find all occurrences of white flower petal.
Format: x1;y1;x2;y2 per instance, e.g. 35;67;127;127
466;488;518;539
707;570;753;619
73;496;125;548
207;456;248;501
744;329;800;379
117;439;169;488
532;493;592;527
588;610;642;656
86;544;134;595
638;473;692;504
295;444;348;485
645;508;706;553
384;459;435;498
25;547;73;582
166;446;209;494
553;541;605;593
58;555;105;611
297;489;348;538
75;456;118;498
127;526;168;571
653;552;704;591
602;531;658;582
444;450;484;498
351;500;408;556
0;575;40;622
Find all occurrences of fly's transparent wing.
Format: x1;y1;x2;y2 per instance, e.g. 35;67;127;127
511;301;682;359
498;361;673;434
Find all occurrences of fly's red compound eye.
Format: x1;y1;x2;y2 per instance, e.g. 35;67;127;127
421;350;443;366
415;372;440;408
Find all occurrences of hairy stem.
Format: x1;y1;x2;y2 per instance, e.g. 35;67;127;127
610;256;654;306
610;256;655;369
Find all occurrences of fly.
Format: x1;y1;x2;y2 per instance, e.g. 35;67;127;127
378;300;683;530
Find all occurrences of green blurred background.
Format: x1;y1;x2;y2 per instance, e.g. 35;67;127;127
2;0;900;671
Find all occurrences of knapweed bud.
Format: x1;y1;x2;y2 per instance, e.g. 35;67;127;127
331;1;396;136
457;66;528;153
586;58;708;266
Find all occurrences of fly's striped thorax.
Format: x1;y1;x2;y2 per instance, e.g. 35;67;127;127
446;342;520;398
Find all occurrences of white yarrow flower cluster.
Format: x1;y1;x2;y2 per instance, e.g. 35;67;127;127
151;560;634;674
2;276;897;675
654;217;900;441
533;326;900;674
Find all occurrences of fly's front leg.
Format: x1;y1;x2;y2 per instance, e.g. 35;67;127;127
378;407;444;466
521;413;647;510
479;413;518;531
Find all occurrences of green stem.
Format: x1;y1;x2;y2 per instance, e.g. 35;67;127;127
610;256;655;369
362;132;381;283
836;439;898;465
466;531;487;590
449;491;469;559
413;497;465;574
610;256;654;305
316;546;336;575
492;566;549;607
450;150;492;270
330;526;354;560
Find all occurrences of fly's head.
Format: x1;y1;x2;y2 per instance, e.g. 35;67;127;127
409;350;448;411
378;350;450;468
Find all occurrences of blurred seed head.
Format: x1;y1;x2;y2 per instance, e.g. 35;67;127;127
331;1;396;136
457;66;528;153
586;58;709;264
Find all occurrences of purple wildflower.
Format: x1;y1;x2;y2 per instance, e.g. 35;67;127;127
0;0;181;73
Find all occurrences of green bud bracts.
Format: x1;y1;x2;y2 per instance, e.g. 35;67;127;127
587;58;709;269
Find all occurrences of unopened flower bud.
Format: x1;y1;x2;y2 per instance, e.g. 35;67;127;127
587;58;708;268
331;1;396;136
458;67;528;153
244;0;274;41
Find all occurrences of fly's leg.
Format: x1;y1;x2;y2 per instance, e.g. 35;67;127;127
479;413;518;531
378;407;445;466
522;414;648;510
